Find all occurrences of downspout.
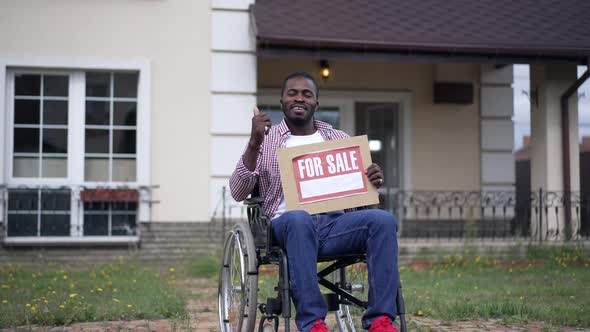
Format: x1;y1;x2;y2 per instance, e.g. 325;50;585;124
560;58;590;240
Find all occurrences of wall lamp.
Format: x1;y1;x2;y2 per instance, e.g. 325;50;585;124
320;60;330;81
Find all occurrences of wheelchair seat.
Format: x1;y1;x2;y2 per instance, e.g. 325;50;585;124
218;192;407;332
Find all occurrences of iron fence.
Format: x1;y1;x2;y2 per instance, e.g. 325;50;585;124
212;187;590;241
1;185;156;239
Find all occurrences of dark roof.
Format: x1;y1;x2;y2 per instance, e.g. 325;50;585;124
252;0;590;63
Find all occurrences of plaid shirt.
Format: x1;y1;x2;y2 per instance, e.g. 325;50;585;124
230;119;350;217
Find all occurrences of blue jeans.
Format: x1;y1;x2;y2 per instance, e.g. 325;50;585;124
271;209;399;332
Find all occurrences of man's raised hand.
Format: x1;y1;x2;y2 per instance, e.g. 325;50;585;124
249;106;271;149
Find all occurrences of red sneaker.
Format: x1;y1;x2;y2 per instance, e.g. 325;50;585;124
309;319;328;332
368;316;399;332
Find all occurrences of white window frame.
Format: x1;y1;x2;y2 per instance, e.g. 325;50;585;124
0;56;152;245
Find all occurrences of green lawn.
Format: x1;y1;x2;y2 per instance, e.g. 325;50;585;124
0;259;186;327
401;245;590;327
252;245;590;328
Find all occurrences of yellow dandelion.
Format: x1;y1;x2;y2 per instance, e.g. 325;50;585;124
1;285;8;289
97;288;103;292
69;293;78;298
59;304;65;309
113;288;118;293
112;298;120;302
169;267;175;273
416;309;424;316
2;300;7;304
52;291;56;294
26;303;31;307
132;279;137;283
127;304;132;308
63;275;68;280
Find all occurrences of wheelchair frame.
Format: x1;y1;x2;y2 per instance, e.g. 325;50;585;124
218;197;407;332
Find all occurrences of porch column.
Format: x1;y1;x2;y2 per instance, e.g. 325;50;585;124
529;64;580;240
210;0;257;218
479;65;515;192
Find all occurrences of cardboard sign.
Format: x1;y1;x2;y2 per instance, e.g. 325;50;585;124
278;135;379;214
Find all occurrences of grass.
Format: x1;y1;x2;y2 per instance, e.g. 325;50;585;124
0;258;186;328
252;244;590;328
401;244;590;327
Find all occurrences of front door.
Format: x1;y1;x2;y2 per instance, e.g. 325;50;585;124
355;102;400;210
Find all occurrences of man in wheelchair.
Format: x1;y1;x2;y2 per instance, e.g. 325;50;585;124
228;72;400;332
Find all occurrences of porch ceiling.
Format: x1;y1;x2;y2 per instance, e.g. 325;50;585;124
252;0;590;64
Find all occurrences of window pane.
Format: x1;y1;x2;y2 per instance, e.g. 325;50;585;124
86;101;110;125
85;129;109;153
113;130;136;154
315;109;340;129
83;214;108;235
113;158;136;182
114;72;138;98
113;102;137;126
112;214;136;236
40;214;70;236
41;190;71;211
15;74;40;96
112;201;138;211
14;99;40;124
84;201;110;211
43;75;69;97
85;157;109;181
14;128;39;153
42;129;68;153
43;100;68;125
86;72;110;97
42;157;67;177
8;190;38;211
13;157;39;177
7;214;38;236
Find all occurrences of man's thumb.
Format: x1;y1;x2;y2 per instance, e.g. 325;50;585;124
253;106;260;116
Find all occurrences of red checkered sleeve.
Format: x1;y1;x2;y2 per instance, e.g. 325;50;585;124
229;148;261;202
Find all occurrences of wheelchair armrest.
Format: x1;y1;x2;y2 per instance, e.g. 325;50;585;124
244;196;264;205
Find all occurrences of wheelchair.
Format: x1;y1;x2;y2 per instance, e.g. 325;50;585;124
218;195;407;332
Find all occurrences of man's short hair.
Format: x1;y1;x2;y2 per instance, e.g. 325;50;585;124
280;71;319;98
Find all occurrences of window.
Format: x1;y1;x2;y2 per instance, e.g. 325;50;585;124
85;72;138;182
7;188;71;237
13;74;69;178
3;63;149;243
84;201;137;236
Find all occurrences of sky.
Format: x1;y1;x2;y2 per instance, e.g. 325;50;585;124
512;65;590;150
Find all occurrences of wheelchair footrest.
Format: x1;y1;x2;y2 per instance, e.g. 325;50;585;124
323;293;340;312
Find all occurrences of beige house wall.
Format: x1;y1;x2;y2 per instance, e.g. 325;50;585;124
258;58;481;191
0;0;212;222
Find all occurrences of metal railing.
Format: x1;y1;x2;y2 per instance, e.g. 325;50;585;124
1;185;157;239
212;187;590;242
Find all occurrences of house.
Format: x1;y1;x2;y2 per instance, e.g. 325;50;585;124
1;0;589;258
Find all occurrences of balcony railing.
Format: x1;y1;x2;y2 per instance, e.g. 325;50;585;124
212;187;590;241
1;185;156;242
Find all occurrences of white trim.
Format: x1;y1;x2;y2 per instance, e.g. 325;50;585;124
257;89;413;190
3;236;139;246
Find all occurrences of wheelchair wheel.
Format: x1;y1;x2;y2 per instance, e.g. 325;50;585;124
334;262;368;332
218;222;258;332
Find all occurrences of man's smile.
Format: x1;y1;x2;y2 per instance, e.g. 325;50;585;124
290;104;308;115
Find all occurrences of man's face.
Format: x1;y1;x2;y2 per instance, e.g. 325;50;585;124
280;76;319;127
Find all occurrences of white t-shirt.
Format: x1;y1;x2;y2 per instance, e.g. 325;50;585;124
272;131;324;219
